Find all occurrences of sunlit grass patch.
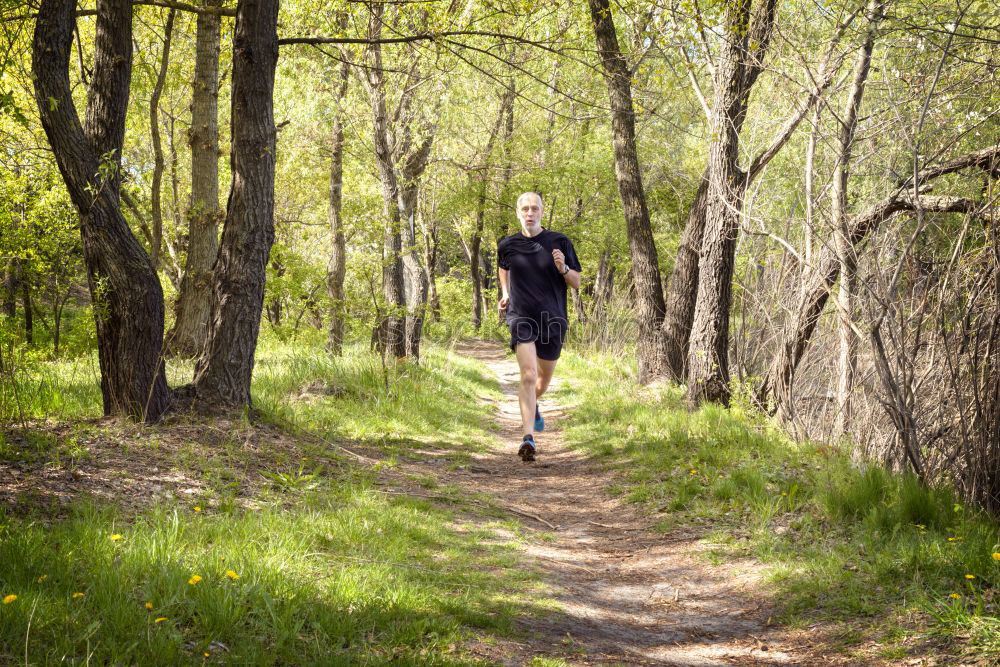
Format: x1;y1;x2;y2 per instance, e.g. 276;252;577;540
253;339;502;454
0;484;541;664
554;348;1000;658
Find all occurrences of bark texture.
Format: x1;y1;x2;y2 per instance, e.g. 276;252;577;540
363;5;406;359
167;0;222;358
686;0;779;406
662;175;708;381
148;8;175;271
588;0;667;383
193;0;278;409
32;0;170;421
326;50;350;355
687;0;755;405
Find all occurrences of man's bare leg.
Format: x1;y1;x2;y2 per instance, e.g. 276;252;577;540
536;358;557;399
515;342;539;437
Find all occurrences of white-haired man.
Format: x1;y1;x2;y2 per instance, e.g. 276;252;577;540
498;192;582;461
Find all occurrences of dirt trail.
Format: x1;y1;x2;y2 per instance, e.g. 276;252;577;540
401;341;829;666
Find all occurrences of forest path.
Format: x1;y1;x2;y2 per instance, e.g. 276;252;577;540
400;340;834;666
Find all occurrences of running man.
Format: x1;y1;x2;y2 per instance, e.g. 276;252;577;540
497;192;582;462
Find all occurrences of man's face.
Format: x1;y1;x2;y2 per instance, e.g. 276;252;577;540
517;195;543;228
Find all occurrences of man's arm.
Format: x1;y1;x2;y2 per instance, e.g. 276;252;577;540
561;267;582;290
498;268;511;314
551;249;582;289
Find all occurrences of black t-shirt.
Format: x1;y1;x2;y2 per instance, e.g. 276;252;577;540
497;228;582;324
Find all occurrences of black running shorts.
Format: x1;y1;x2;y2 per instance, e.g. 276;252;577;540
508;314;567;361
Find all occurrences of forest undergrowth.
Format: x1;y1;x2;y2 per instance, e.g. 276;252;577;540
555;348;1000;658
0;334;550;665
3;334;1000;662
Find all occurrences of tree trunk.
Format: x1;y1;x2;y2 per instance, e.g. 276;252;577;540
266;258;284;325
590;248;615;318
687;0;756;406
400;177;429;359
20;274;32;345
363;5;406;359
33;0;170;421
148;8;175;271
421;203;441;322
326;49;350;355
166;0;222;358
2;260;16;319
193;0;278;409
588;0;668;383
662;175;709;381
470;86;514;332
667;0;804;391
833;0;884;436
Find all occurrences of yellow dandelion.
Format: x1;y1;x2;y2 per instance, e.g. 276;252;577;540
37;575;47;583
2;594;16;604
72;592;85;599
144;601;154;610
948;536;962;542
188;575;203;586
966;574;976;579
154;617;168;623
225;570;240;580
204;652;210;657
992;552;1000;561
194;506;202;513
110;534;124;541
950;593;962;599
689;469;697;475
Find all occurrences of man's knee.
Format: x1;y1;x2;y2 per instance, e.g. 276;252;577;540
521;367;538;386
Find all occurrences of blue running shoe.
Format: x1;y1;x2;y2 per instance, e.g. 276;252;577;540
518;435;536;462
534;404;544;432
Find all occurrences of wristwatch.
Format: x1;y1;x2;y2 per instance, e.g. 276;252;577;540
561;265;570;275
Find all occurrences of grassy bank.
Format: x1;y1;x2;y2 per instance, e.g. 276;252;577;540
0;337;541;664
553;349;1000;658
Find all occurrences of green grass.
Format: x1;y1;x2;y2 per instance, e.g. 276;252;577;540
2;330;502;456
253;335;502;454
0;333;544;664
553;348;1000;657
0;487;540;664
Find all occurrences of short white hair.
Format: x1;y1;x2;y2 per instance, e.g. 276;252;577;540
516;191;544;211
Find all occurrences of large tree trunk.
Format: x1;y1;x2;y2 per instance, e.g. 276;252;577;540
363;5;406;359
668;0;819;391
588;0;668;383
326;50;350;355
33;0;170;421
687;0;780;406
148;8;175;271
687;0;756;406
662;175;709;381
193;0;278;409
166;0;222;358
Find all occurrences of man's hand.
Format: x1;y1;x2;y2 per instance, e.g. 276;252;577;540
552;249;566;273
498;295;510;317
